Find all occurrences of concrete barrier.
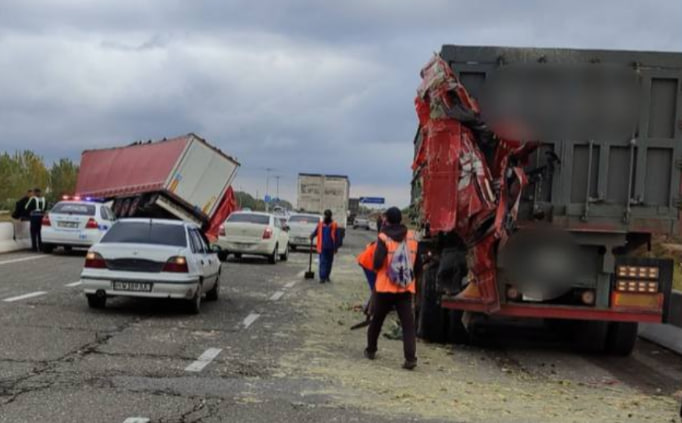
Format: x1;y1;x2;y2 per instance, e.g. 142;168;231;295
0;221;31;253
639;290;682;354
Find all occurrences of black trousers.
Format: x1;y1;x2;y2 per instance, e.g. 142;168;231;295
29;214;43;251
367;292;417;362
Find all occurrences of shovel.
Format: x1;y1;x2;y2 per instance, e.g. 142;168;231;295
304;238;315;280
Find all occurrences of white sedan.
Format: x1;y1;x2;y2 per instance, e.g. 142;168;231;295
80;219;221;314
287;213;321;250
216;212;289;263
41;200;116;253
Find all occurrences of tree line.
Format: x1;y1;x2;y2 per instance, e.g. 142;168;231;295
0;151;78;211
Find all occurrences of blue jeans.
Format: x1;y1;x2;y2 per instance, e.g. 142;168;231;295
319;249;335;281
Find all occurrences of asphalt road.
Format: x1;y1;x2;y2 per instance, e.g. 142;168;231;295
0;231;680;422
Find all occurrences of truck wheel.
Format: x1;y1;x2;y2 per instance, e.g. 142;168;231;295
445;310;471;344
606;322;638;356
417;264;448;343
572;320;608;353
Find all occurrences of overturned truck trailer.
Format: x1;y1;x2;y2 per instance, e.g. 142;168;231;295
412;45;682;355
75;133;239;240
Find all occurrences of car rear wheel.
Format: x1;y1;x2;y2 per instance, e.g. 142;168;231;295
187;283;202;314
290;245;297;252
41;243;55;254
86;294;106;309
268;245;279;264
217;250;228;262
234;253;242;260
206;275;220;302
280;244;289;261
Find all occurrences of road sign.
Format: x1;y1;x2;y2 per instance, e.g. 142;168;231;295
359;197;385;204
264;195;272;203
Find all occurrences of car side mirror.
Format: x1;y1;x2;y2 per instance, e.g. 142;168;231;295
284;225;291;231
210;244;222;253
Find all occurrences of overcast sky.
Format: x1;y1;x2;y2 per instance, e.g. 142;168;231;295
1;1;681;207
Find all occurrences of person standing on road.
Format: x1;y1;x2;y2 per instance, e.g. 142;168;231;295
356;213;385;316
25;188;46;252
365;207;420;370
12;189;32;221
311;209;340;283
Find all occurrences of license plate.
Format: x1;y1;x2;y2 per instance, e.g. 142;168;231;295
58;221;79;228
296;237;308;244
112;281;153;292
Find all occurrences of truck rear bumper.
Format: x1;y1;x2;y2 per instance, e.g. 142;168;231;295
441;299;663;323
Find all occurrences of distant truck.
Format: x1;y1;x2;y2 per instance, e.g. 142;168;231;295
297;173;350;233
412;45;681;355
75;133;240;239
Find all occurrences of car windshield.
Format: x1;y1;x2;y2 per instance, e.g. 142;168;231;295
100;221;187;247
227;214;270;224
288;215;319;224
51;202;96;216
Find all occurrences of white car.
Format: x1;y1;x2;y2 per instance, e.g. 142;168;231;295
217;212;289;263
80;219;221;314
287;213;322;250
353;216;371;230
41;200;116;253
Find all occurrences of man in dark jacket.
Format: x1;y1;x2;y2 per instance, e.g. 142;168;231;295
25;188;47;252
12;189;32;221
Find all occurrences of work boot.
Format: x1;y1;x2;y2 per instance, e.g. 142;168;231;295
402;359;417;370
363;348;376;360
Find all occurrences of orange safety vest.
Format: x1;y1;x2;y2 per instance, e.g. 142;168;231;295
316;221;338;253
375;230;418;294
356;242;377;270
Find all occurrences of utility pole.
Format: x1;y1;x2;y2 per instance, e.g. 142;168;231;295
264;168;273;212
275;176;280;201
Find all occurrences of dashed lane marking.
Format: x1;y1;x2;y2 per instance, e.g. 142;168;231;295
65;281;82;287
123;418;150;423
284;281;297;289
270;291;285;301
184;347;223;372
243;313;260;329
3;291;47;302
0;255;47;266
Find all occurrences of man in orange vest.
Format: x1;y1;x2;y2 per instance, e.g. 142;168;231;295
365;207;421;370
310;209;340;283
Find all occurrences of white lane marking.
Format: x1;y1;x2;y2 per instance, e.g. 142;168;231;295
284;281;297;289
123;418;150;423
0;255;47;266
184;347;223;372
3;291;47;302
243;313;260;329
65;281;82;287
270;291;285;301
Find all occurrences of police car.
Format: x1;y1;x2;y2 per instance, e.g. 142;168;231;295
41;197;116;253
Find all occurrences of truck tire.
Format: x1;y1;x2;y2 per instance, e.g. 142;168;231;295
445;310;471;345
606;322;638;356
417;264;448;343
572;320;608;353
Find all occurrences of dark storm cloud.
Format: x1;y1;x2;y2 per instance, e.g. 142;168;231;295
0;1;680;205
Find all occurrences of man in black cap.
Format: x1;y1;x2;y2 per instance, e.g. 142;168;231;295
366;206;421;370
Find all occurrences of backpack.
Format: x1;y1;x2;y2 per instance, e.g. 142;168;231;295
386;240;415;287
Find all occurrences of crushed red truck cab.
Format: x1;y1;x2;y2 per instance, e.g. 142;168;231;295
411;46;682;355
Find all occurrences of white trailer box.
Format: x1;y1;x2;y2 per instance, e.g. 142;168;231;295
297;174;350;228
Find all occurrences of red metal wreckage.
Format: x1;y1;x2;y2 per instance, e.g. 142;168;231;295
413;55;536;312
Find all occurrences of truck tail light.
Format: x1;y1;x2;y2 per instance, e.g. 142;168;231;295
615;280;659;294
85;218;99;229
262;227;273;239
42;215;51;226
219;225;226;236
612;292;662;309
163;256;188;273
84;251;106;269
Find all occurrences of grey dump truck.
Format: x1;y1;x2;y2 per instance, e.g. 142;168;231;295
412;45;682;355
